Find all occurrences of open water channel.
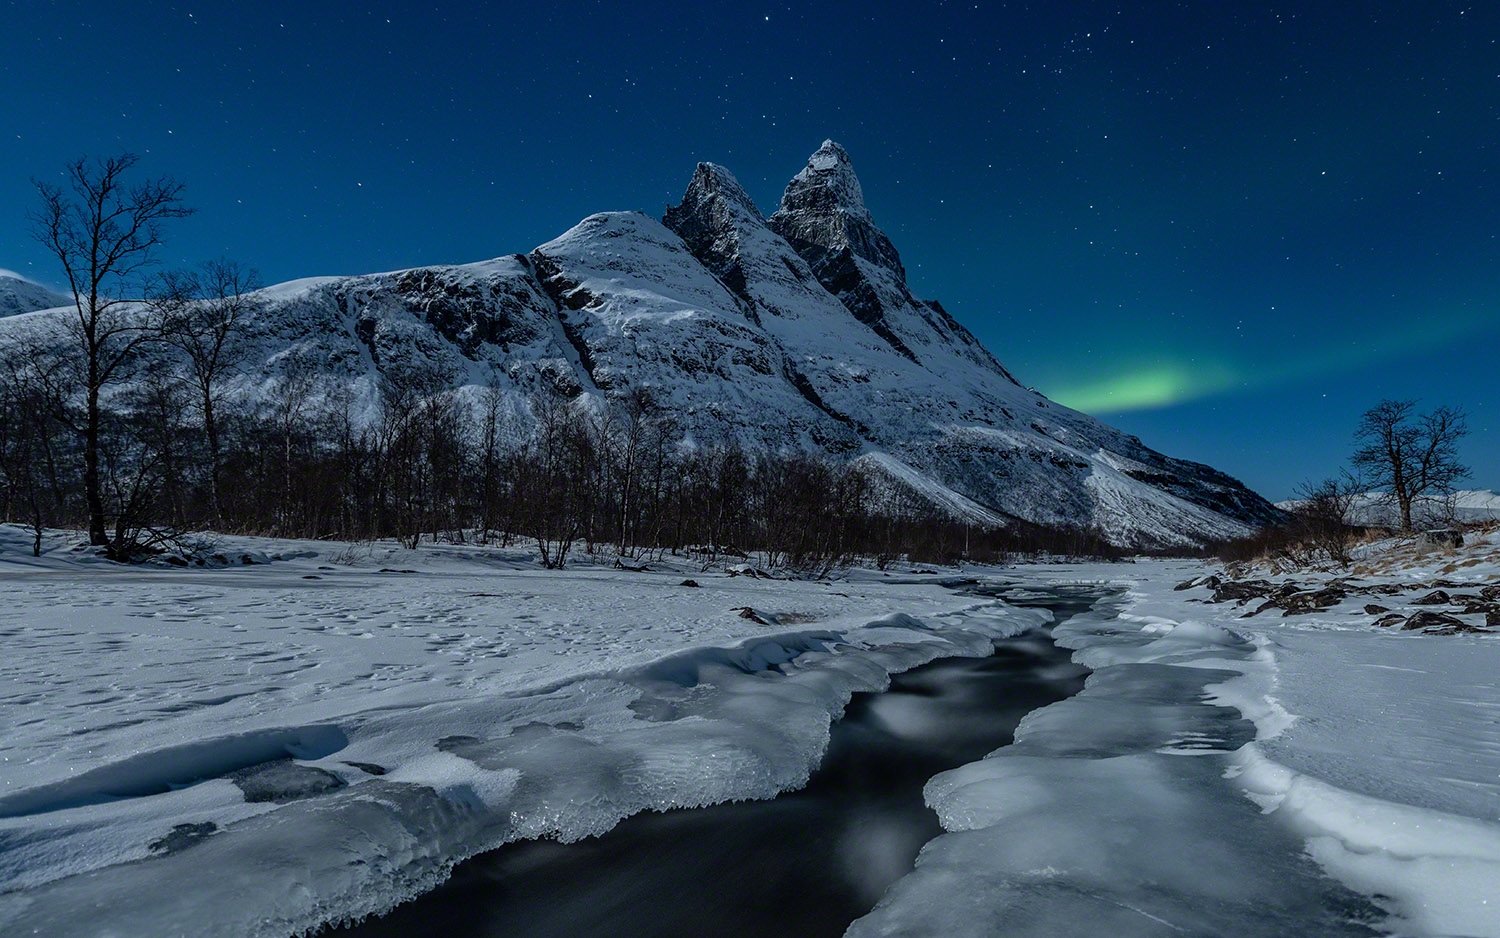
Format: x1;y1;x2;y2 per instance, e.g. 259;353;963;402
334;586;1104;938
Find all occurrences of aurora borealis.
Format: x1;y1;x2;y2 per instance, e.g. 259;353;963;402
2;1;1495;497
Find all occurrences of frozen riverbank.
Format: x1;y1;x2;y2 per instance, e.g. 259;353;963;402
335;591;1095;938
0;527;1046;937
855;562;1500;938
4;530;1497;936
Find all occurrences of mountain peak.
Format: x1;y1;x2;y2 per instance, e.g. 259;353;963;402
785;140;868;218
662;163;770;300
677;162;764;222
769;141;906;284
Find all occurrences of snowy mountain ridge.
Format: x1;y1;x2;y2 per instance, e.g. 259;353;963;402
0;142;1282;546
0;271;70;318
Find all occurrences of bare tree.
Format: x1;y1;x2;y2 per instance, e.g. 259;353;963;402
1351;399;1469;532
0;347;70;555
153;259;260;524
265;353;319;532
29;153;193;545
1287;475;1361;566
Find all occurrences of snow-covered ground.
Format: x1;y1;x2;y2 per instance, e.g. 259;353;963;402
0;527;1044;937
853;535;1500;938
3;525;1497;937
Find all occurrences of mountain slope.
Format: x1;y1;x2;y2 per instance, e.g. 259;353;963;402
0;144;1282;546
0;272;70;318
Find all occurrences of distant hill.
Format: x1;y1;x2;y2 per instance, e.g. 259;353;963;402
0;272;70;318
1276;490;1500;527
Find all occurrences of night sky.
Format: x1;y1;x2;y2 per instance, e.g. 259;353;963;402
3;1;1496;499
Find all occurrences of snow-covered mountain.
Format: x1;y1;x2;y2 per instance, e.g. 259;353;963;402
0;142;1282;546
1277;489;1500;527
0;271;70;317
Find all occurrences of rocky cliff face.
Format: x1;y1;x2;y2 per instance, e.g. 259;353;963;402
0;145;1282;546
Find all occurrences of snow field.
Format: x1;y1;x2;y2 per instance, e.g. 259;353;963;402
0;527;1045;937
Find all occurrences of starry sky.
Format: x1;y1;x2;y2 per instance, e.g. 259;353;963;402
2;1;1496;499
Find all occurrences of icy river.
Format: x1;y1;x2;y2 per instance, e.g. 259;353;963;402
336;584;1382;938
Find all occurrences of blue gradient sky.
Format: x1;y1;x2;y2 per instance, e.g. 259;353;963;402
3;1;1495;499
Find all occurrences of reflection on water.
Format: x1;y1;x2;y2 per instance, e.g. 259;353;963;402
334;592;1096;938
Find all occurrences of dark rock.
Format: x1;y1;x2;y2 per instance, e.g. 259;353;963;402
1173;578;1200;591
302;575;321;580
163;555;189;567
679;579;700;588
1281;588;1346;615
1401;611;1466;631
1425;623;1491;636
1270;582;1305;601
1489;609;1500;628
1364;604;1390;615
342;761;388;776
1412;590;1451;605
1241;601;1279;618
229;759;345;804
1418;530;1463;550
1481;584;1500;601
1211;580;1276;603
239;554;262;565
735;607;770;624
1374;613;1408;627
148;822;218;855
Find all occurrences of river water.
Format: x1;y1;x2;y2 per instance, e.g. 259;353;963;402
334;587;1101;938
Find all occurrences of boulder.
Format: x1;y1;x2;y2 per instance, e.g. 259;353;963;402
1418;530;1464;551
1412;589;1451;606
1211;580;1276;603
1425;622;1491;636
1281;588;1346;615
1363;604;1390;615
1401;610;1466;631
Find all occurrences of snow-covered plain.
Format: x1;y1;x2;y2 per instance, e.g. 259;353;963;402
3;526;1498;937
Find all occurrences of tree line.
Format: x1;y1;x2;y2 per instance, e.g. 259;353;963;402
1;153;1119;568
0;323;1116;568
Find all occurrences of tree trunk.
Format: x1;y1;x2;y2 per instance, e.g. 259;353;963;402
204;393;222;525
85;381;107;545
